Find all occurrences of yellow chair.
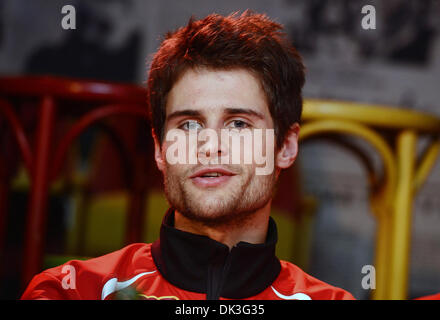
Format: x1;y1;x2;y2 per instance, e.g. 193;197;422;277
299;98;440;300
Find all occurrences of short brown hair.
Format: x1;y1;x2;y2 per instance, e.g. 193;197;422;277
147;11;305;147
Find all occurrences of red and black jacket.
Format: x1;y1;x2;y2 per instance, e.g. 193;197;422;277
21;209;355;300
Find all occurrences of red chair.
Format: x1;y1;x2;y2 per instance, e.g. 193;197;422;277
0;76;151;288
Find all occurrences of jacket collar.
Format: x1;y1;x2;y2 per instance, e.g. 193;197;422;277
151;208;281;299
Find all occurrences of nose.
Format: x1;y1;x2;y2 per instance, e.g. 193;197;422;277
197;128;229;163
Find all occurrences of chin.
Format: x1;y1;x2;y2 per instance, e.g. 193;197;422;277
193;194;235;212
183;208;239;227
187;179;237;196
182;194;239;220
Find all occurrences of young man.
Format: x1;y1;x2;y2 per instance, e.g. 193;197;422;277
22;12;354;300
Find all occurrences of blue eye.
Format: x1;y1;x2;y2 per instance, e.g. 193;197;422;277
228;120;249;129
180;120;203;131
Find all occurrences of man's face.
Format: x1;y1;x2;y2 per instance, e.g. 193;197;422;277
154;67;283;227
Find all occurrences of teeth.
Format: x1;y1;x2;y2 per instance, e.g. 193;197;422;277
202;172;222;177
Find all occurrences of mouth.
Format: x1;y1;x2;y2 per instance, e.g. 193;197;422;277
189;167;236;188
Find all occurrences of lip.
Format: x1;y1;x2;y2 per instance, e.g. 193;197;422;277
189;167;236;188
189;167;236;179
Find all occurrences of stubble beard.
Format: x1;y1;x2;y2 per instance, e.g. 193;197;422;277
163;165;276;228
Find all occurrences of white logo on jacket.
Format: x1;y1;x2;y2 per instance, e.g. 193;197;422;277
271;286;312;300
101;271;156;300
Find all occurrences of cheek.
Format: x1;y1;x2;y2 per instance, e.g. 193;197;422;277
165;163;188;179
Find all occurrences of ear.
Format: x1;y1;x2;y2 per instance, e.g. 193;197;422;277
275;123;300;169
152;129;165;173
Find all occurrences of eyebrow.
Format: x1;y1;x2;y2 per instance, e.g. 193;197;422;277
223;107;265;120
166;109;203;122
165;107;265;122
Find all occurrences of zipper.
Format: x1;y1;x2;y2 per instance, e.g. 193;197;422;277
206;248;234;300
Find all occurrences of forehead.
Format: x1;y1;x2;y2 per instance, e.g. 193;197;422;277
166;67;271;119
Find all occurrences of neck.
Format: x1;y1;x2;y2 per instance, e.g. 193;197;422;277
174;201;272;249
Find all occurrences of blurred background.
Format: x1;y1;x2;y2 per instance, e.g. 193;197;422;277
0;0;439;300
